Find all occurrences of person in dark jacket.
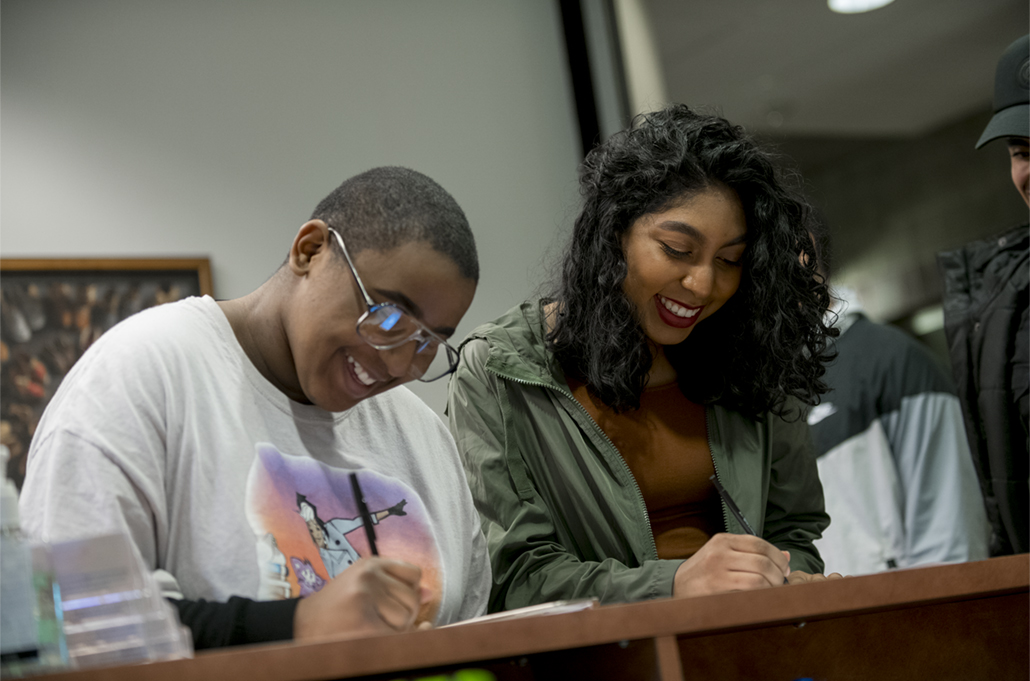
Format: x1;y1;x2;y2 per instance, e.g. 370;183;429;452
937;34;1029;556
448;104;841;613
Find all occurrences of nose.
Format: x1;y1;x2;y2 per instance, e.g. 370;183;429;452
379;341;420;379
681;264;715;300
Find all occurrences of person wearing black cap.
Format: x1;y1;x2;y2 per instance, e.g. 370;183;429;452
975;34;1030;205
938;34;1029;557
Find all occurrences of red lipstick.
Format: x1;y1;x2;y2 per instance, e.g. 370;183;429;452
653;294;703;329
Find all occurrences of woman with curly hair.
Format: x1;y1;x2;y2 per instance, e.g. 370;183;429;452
447;104;838;612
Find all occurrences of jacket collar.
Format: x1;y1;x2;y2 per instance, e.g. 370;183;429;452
462;300;567;390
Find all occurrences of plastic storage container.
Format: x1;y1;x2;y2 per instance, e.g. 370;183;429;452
50;533;192;669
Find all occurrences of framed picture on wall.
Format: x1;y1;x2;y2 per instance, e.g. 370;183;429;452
0;257;213;490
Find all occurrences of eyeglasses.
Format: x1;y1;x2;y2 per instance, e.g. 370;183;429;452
328;227;460;382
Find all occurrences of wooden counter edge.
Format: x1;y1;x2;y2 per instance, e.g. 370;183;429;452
35;554;1029;681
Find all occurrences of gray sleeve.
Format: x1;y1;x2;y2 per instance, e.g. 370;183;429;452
457;514;492;621
880;392;990;566
20;428;165;572
762;411;830;575
19;321;171;570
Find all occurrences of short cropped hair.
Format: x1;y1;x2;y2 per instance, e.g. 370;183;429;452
549;104;835;419
311;167;479;282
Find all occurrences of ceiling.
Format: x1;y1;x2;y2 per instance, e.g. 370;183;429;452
646;0;1028;138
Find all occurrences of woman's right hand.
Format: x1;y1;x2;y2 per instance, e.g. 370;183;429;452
672;533;790;597
293;558;425;642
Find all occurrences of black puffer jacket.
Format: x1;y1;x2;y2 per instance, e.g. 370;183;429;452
938;224;1029;556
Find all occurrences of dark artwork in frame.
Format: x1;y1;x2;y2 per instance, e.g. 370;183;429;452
0;258;213;490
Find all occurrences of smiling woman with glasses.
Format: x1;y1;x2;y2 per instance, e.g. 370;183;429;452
328;227;460;382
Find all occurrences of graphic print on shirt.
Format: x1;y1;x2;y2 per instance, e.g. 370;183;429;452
289;557;326;597
296;492;409;578
245;443;443;622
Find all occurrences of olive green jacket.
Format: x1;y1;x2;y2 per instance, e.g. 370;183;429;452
447;301;828;613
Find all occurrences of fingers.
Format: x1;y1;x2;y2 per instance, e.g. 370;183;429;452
378;558;423;589
713;534;791;584
673;535;851;598
674;534;791;597
292;557;424;642
718;547;787;588
364;559;423;630
712;566;784;591
711;533;789;562
785;570;848;585
786;570;814;585
372;585;420;630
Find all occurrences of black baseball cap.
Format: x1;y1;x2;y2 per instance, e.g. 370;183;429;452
976;34;1029;149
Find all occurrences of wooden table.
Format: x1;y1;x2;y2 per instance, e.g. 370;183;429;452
38;554;1029;681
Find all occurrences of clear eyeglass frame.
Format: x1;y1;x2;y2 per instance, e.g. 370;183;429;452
328;226;460;383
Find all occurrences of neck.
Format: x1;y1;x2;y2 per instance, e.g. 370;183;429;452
217;275;308;403
645;342;677;388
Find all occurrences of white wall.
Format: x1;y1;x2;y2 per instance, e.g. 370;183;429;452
1;0;582;413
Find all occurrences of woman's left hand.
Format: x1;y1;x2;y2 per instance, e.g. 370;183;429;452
785;570;846;585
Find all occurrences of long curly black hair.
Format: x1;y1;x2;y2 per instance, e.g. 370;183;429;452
547;104;835;420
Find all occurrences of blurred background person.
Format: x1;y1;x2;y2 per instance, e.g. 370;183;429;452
808;216;989;576
937;34;1029;557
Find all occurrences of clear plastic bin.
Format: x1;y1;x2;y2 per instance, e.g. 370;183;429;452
49;534;192;669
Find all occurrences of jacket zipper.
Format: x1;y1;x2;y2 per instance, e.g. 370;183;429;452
706;407;732;534
498;372;661;562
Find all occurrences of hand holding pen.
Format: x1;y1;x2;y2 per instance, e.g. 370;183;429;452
695;475;844;589
709;475;789;585
666;477;792;598
291;474;428;642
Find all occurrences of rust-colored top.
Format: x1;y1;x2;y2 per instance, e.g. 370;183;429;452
568;380;724;560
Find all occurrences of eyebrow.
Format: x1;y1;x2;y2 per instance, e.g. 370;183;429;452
658;220;747;248
372;288;456;337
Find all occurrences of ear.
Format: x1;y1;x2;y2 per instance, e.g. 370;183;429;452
288;220;332;276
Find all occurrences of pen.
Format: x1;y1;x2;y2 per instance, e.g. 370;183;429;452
709;474;788;584
350;472;379;557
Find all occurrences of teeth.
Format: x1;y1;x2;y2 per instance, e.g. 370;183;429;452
347;355;376;386
659;295;699;319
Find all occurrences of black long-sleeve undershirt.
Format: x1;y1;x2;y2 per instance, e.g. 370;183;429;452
168;596;298;649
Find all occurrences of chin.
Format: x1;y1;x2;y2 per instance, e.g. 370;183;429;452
330;398;361;412
310;397;353;413
311;370;380;412
645;324;694;347
304;385;361;413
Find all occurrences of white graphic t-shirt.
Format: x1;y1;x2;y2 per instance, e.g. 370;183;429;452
20;296;489;626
